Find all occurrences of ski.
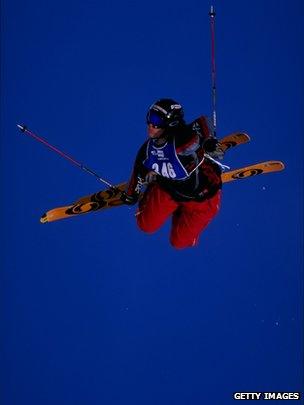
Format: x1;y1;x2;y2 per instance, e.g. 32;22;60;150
221;160;285;182
40;160;284;223
218;132;250;152
40;183;127;223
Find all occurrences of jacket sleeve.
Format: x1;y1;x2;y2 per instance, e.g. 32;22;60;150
125;142;149;197
193;115;214;141
175;115;213;154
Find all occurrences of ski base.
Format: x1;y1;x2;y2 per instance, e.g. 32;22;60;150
40;183;127;223
221;160;285;182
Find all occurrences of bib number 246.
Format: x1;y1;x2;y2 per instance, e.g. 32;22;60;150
152;162;177;178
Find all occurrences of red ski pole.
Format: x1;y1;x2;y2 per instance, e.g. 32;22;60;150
209;5;217;138
17;124;116;189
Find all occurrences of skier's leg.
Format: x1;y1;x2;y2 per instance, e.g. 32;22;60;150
170;191;221;249
136;184;178;233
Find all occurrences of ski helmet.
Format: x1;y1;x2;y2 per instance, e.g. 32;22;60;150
146;98;184;128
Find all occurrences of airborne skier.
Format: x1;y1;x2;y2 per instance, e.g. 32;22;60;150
121;98;225;249
17;6;285;236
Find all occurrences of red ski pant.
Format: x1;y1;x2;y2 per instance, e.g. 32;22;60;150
136;184;221;249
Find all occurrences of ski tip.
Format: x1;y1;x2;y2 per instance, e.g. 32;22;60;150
233;132;250;142
40;213;48;224
268;160;285;170
17;124;27;132
242;132;251;141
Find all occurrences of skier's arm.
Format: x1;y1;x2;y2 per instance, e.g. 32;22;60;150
175;115;224;159
173;115;213;155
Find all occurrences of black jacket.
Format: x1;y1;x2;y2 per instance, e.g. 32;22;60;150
126;116;222;202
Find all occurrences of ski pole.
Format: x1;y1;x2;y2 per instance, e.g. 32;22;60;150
17;124;117;189
209;5;217;138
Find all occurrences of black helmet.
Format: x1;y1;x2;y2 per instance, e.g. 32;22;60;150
146;98;184;128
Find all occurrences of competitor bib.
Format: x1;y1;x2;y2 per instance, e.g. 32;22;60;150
143;139;189;180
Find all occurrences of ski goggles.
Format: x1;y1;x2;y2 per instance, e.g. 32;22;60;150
146;110;166;128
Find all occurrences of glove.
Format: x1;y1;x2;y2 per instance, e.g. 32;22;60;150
120;192;138;205
145;171;158;184
204;138;224;160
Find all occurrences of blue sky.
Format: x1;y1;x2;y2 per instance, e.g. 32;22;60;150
1;0;303;404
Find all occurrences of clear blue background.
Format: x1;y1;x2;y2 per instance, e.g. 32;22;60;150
1;0;303;404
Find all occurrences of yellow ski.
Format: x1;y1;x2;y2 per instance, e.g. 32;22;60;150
40;160;284;224
221;161;285;182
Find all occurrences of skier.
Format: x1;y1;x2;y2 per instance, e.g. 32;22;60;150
121;98;225;249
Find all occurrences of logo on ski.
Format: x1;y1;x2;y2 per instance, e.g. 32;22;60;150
232;168;263;179
222;161;284;183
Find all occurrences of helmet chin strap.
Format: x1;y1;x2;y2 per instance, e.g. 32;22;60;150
153;133;167;145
